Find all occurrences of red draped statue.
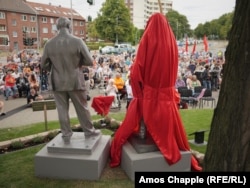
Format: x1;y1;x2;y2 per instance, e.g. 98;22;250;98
110;13;202;172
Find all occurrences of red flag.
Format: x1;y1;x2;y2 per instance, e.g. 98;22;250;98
203;35;208;52
185;37;188;52
192;40;196;54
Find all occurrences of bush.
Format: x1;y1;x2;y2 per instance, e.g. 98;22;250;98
32;136;44;144
10;140;25;149
47;131;59;140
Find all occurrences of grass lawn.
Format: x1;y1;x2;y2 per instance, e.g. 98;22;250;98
0;109;213;187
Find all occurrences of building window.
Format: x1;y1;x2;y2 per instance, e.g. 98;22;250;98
50;18;54;24
22;15;27;21
13;31;18;37
0;12;5;19
30;16;36;22
22;26;28;32
0;36;8;45
80;30;84;35
0;24;6;31
12;19;17;26
43;27;48;33
31;27;37;33
74;21;78;26
42;17;47;23
80;21;84;26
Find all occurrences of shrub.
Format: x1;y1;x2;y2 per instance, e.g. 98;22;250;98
32;136;44;144
10;140;25;149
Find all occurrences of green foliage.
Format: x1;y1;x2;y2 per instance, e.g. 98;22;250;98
10;140;25;149
166;10;192;39
194;12;234;39
47;131;59;140
95;0;133;43
32;136;44;144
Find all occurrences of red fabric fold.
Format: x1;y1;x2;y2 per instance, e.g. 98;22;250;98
91;96;114;116
110;13;202;172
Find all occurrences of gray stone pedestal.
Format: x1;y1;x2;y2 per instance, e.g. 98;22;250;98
121;141;191;181
35;132;111;180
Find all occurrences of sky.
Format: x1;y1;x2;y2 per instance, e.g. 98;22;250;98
27;0;236;29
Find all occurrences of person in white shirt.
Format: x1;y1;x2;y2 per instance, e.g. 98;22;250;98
125;75;133;110
105;79;118;108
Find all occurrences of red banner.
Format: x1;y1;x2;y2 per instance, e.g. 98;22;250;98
203;35;208;52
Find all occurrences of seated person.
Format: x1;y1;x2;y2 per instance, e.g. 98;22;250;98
16;73;29;97
175;73;186;89
190;75;202;96
27;87;43;107
28;73;40;92
105;79;118;108
4;69;18;100
113;72;126;100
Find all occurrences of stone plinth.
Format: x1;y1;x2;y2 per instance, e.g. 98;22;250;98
121;141;191;181
35;132;111;180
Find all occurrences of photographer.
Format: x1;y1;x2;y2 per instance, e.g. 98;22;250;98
16;73;29;97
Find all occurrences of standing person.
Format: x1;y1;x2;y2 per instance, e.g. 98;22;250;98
41;17;100;143
82;66;91;100
202;65;212;89
125;75;133;110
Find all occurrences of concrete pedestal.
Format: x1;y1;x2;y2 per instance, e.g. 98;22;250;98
35;132;111;180
121;142;191;181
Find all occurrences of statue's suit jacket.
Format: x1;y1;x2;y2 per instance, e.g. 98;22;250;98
41;30;93;91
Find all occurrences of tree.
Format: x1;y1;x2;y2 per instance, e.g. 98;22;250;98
166;10;192;40
95;0;133;43
203;0;250;171
194;12;234;39
87;20;100;41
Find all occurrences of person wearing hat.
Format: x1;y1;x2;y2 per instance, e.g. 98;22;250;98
4;69;18;100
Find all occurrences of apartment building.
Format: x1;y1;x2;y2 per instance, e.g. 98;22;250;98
125;0;173;29
0;0;86;52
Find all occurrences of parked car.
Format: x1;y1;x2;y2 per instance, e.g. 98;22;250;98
99;46;116;54
114;43;135;54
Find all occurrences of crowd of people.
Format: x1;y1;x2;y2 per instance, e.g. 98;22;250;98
0;44;225;116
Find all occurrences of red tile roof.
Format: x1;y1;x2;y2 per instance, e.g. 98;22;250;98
26;1;85;20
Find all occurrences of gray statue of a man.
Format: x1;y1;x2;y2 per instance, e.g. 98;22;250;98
41;17;100;143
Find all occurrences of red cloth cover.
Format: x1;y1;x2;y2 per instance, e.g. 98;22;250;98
110;13;202;171
91;96;114;116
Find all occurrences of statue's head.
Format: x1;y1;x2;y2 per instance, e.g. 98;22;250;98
56;17;72;33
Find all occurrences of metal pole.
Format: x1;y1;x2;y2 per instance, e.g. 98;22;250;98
116;16;118;44
36;12;39;51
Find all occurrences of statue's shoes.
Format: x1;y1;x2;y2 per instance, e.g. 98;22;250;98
84;129;101;137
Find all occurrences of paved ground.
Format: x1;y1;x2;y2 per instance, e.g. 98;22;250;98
0;86;219;129
0;88;127;129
